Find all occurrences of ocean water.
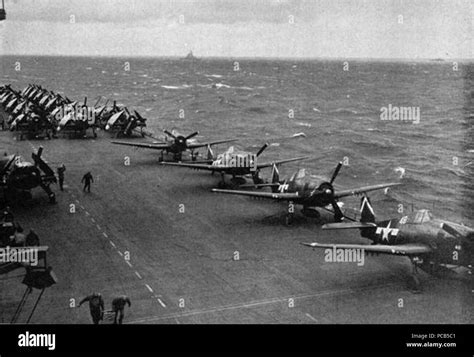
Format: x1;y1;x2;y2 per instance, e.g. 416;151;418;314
1;56;472;224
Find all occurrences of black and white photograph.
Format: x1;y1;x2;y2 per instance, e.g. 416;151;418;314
0;0;472;354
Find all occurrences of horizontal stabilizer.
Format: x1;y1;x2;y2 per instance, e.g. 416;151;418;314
300;242;431;256
322;222;377;230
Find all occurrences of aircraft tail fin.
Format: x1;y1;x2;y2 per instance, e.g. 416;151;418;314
360;195;376;223
206;144;215;161
270;163;280;193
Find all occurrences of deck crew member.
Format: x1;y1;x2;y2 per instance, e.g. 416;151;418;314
78;292;104;324
111;295;131;324
81;172;93;193
57;164;66;191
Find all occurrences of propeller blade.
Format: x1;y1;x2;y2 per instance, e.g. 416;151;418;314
330;162;343;184
185;131;199;141
331;199;344;222
134;110;145;121
441;223;464;240
94;96;101;107
256;143;269;157
164;130;177;139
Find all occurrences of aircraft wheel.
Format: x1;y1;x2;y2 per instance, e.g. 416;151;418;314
285;214;293;226
409;275;421;293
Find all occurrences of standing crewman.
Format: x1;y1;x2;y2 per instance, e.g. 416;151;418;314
78;292;104;324
81;172;93;193
111;295;131;324
57;164;66;191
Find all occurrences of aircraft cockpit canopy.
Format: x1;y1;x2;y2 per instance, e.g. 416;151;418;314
406;209;433;224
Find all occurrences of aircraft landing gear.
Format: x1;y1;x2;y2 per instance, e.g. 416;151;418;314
40;184;56;204
230;177;246;189
174;152;182;162
409;257;422;293
217;173;227;189
301;207;320;219
252;171;263;185
285;201;295;226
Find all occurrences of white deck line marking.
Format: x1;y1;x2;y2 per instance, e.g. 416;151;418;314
135;271;142;279
125;260;133;268
91;217;96;223
85;211;90;216
145;284;153;293
96;224;101;230
157;299;166;308
80;205;85;210
103;232;108;238
75;199;79;203
128;282;400;324
118;251;123;257
305;313;318;322
109;241;116;248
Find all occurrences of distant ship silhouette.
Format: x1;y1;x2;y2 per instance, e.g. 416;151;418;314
184;51;197;60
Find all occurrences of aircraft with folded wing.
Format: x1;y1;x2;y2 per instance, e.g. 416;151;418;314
0;147;57;204
212;161;400;224
161;143;309;188
301;196;474;290
112;129;237;161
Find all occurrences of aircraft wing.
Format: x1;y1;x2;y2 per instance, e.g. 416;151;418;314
256;156;309;169
160;162;218;170
111;141;171;150
161;156;308;173
212;189;300;200
188;139;238;149
322;222;377;229
106;110;125;126
334;183;401;199
300;242;432;256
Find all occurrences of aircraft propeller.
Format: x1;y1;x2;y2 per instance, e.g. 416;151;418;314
316;162;344;221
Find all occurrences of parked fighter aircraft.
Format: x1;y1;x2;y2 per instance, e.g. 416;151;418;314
104;105;147;137
301;196;474;290
112;129;237;161
212;162;400;224
56;97;99;138
0;147;57;204
162;143;309;188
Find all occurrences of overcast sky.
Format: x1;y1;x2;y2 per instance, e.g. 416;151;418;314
0;0;472;59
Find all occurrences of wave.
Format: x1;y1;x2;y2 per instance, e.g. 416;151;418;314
329;108;359;115
296;122;311;127
246;107;267;114
161;84;193;90
394;167;405;178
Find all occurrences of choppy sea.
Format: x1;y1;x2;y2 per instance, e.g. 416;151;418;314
1;56;472;224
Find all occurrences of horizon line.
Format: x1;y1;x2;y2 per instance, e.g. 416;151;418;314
1;54;473;63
